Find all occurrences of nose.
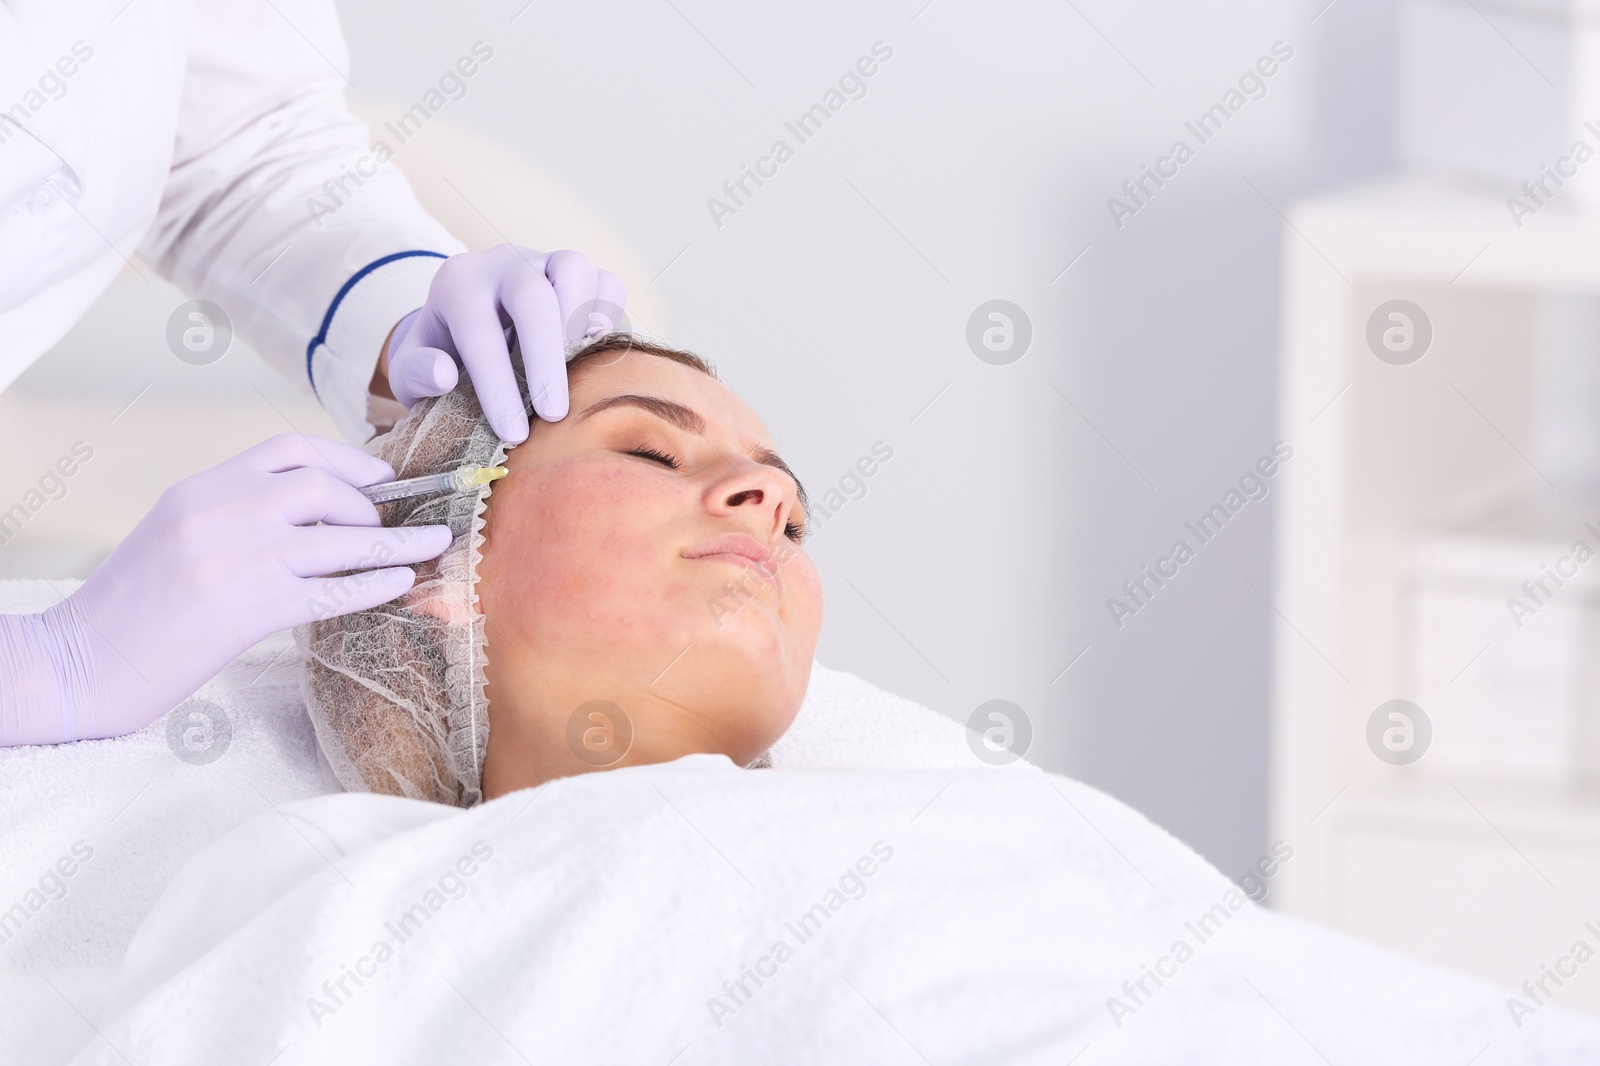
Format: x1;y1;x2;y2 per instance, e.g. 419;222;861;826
706;460;798;541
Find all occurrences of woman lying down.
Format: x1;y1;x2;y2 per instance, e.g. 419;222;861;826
82;335;1599;1065
300;331;820;805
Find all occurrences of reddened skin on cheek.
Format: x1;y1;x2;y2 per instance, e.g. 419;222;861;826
500;457;710;655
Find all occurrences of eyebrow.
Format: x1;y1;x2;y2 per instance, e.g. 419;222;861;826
578;394;809;518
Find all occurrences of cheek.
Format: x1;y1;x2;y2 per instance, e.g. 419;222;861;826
732;549;822;746
485;458;826;685
782;551;824;650
491;461;688;642
708;546;824;675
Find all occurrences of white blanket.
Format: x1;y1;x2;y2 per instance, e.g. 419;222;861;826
0;579;987;1065
0;584;343;1066
70;756;1600;1065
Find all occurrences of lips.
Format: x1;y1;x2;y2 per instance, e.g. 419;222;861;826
683;532;780;586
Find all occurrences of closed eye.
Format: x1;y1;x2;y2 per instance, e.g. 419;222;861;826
626;446;680;469
629;446;806;543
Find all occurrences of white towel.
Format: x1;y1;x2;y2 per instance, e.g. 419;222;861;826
0;579;986;1065
770;660;997;770
0;582;343;1066
75;758;1600;1064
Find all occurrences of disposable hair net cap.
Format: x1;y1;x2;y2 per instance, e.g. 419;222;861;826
297;334;615;807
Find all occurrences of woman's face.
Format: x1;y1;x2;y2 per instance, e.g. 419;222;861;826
476;350;823;797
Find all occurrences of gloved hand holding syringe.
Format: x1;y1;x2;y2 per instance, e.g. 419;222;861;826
359;465;507;504
0;240;621;750
0;437;502;748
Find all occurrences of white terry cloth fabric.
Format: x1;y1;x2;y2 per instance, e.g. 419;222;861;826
0;581;342;1066
768;663;997;770
0;579;994;1065
79;756;1600;1065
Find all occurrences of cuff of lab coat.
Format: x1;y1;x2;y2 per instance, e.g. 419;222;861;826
307;250;449;442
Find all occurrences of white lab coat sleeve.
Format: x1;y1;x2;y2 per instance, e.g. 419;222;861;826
135;0;467;441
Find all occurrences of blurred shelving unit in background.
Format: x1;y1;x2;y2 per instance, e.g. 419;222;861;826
1271;172;1600;1014
1273;0;1600;1015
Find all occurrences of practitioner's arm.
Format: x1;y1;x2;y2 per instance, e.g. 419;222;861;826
0;435;451;746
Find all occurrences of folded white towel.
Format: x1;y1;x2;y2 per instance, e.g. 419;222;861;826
0;581;343;1066
79;758;1600;1065
0;579;987;1065
771;659;997;770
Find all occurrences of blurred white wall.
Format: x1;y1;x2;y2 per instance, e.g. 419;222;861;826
2;0;1402;876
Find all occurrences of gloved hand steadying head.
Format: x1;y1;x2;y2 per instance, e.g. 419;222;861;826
380;244;629;444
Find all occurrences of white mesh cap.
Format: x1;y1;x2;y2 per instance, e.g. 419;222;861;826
296;373;504;807
295;327;776;807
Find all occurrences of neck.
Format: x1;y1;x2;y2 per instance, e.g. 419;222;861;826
479;666;736;799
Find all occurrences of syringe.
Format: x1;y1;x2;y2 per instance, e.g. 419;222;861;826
359;465;508;504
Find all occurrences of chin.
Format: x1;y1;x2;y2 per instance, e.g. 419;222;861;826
682;646;809;757
701;594;798;655
724;698;803;766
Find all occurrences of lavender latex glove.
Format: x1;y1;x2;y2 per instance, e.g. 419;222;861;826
384;244;629;442
0;434;452;747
